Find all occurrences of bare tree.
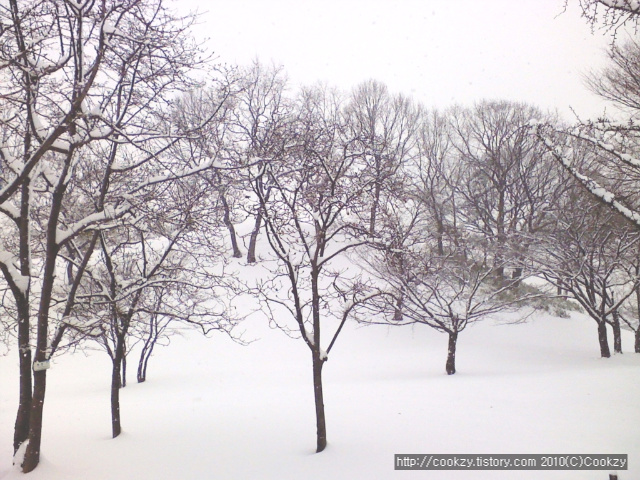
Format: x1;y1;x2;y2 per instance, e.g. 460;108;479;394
360;112;542;374
345;80;420;235
72;216;236;438
0;0;219;471
533;187;640;357
170;85;245;259
585;38;640;113
450;101;562;280
251;84;373;452
618;243;640;352
534;35;640;232
573;0;640;34
228;61;292;263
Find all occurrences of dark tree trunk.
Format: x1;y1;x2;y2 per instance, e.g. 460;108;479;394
220;192;242;258
369;180;381;236
14;181;32;455
393;292;404;322
137;349;150;383
13;304;31;455
111;333;125;438
137;316;159;383
247;211;263;264
121;352;127;388
21;370;46;473
635;329;640;354
111;362;122;438
611;311;623;354
597;320;611;358
446;330;458;375
495;189;506;279
435;215;445;256
23;182;65;472
312;353;327;453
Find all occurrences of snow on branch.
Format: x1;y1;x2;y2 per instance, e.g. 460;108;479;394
127;158;226;194
535;124;640;230
0;201;20;222
56;205;130;245
0;251;29;295
567;126;640;170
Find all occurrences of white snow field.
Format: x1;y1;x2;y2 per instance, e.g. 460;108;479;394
1;312;639;480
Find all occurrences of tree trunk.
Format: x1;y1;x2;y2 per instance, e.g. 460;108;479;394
13;305;31;455
393;288;404;322
369;180;381;236
220;192;242;258
445;330;458;375
312;353;327;453
137;316;158;383
247;211;263;264
111;362;122;438
14;181;32;455
435;214;445;256
495;189;506;279
111;333;125;438
611;311;623;354
21;370;46;473
635;328;640;354
23;224;62;472
597;320;611;358
121;353;127;387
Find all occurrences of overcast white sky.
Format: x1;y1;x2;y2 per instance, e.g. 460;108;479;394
178;0;621;120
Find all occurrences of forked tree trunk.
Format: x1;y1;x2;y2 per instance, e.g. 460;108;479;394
446;330;458;375
597;320;611;358
312;353;327;453
137;316;159;383
137;349;150;383
21;369;46;473
23;216;62;472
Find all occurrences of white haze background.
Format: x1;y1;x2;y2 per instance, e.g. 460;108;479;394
180;0;618;119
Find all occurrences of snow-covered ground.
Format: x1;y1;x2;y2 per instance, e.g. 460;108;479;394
1;312;638;480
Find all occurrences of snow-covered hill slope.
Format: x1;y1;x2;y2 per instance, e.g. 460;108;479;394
1;311;638;480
